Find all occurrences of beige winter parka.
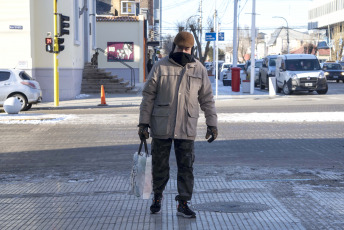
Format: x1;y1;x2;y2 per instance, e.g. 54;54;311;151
139;56;217;140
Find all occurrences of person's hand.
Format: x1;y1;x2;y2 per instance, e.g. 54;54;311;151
205;126;218;143
138;124;150;140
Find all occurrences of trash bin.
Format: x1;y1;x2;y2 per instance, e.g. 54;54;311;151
231;67;241;92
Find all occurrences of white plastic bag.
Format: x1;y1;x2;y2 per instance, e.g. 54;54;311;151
128;140;152;199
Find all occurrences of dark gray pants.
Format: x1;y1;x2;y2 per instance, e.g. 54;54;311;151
151;138;195;201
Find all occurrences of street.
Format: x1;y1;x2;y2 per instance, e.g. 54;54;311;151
1;82;344;230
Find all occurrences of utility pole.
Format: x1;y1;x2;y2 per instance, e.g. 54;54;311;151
215;0;218;99
53;0;59;106
199;0;203;57
250;0;256;94
159;0;162;45
273;16;289;54
232;0;238;67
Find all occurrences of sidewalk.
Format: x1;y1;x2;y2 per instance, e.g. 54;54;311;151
32;81;272;110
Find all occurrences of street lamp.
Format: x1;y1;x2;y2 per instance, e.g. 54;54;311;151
273;16;289;54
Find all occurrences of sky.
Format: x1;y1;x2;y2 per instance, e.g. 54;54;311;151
162;0;313;44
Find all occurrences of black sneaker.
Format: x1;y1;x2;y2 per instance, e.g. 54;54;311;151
176;199;196;218
150;193;162;214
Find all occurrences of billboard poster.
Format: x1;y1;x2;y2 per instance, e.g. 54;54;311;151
107;42;134;62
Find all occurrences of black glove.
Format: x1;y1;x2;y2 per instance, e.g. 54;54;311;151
205;126;218;143
138;123;150;140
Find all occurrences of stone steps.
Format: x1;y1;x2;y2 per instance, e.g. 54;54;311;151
81;62;136;94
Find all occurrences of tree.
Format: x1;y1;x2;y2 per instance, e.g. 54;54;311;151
162;34;174;56
207;46;225;61
237;26;251;62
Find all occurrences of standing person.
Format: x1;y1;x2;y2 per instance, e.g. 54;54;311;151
138;31;218;218
146;53;153;74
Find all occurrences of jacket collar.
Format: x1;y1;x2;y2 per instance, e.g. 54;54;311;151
168;57;196;69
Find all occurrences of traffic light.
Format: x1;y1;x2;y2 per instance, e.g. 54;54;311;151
57;38;65;52
45;37;53;53
59;14;70;36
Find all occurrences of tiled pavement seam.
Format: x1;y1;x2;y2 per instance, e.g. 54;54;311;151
1;174;343;229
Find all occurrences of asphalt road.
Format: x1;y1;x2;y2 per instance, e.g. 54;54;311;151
1;81;344;229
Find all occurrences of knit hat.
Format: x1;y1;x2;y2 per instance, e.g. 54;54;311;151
174;31;195;48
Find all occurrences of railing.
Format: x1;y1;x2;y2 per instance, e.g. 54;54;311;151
95;48;135;88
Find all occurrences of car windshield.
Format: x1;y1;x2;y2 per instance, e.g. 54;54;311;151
223;64;231;69
255;61;263;68
323;63;342;70
285;59;321;71
19;71;32;80
269;58;276;66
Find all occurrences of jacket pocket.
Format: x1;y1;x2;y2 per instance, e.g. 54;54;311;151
188;74;202;93
186;107;199;137
151;106;170;136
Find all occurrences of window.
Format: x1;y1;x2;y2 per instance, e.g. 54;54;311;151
269;58;276;67
323;63;342;70
19;71;32;80
286;59;321;71
74;0;80;45
121;1;136;15
0;71;10;81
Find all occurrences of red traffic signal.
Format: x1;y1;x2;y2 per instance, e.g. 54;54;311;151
45;37;53;53
45;37;53;45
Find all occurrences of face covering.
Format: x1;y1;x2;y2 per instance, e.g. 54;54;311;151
170;52;193;67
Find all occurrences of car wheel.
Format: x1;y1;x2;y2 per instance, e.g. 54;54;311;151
10;94;28;111
317;85;328;94
282;82;292;95
259;76;265;89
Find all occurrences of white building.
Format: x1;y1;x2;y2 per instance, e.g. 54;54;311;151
266;27;317;55
308;0;344;61
0;0;96;101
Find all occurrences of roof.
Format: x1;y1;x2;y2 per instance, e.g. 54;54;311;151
290;46;330;56
317;41;330;49
96;16;139;22
267;27;315;47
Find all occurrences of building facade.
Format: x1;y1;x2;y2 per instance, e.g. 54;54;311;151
308;0;344;61
96;15;145;83
0;0;96;102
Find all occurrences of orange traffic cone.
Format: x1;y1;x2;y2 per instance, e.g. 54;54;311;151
98;85;108;106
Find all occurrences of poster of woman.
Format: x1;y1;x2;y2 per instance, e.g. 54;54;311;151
107;42;134;62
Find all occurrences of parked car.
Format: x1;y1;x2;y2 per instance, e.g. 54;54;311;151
0;69;42;111
258;55;278;89
220;63;232;80
336;61;344;70
246;59;264;87
275;54;328;95
323;62;344;82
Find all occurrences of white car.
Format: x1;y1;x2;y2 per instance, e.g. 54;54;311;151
0;69;42;111
220;63;232;80
275;54;328;95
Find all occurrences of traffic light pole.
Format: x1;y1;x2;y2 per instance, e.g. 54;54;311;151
53;0;59;106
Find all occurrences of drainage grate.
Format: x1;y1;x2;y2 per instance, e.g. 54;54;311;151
193;201;270;213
